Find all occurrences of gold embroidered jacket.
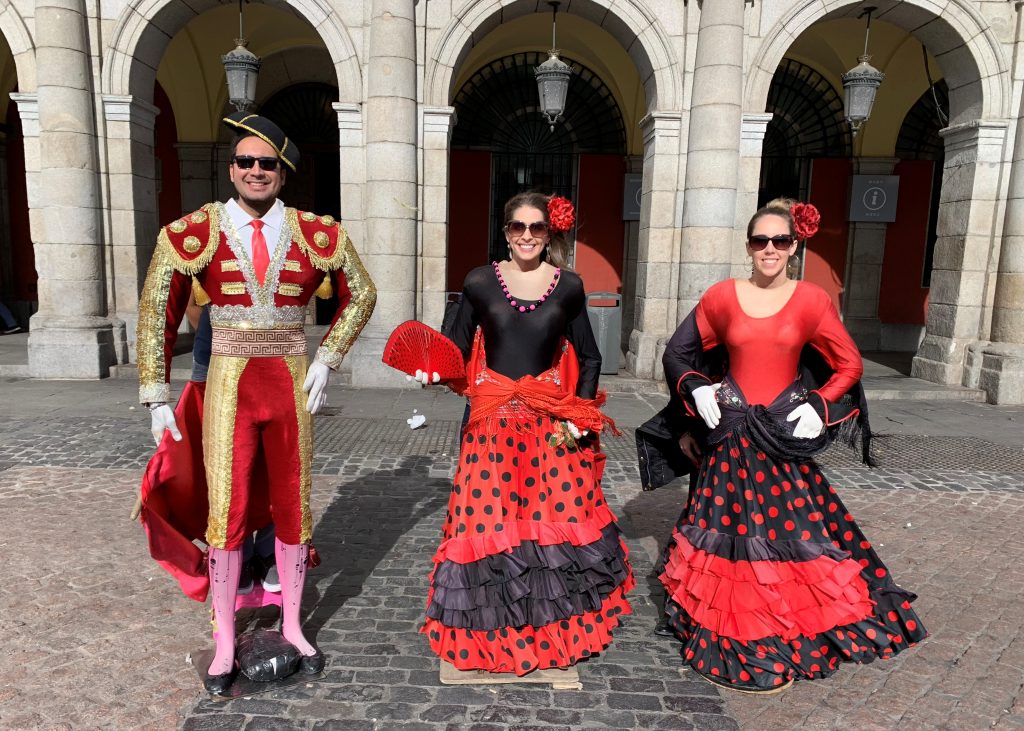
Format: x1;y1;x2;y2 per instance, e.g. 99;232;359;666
137;202;376;404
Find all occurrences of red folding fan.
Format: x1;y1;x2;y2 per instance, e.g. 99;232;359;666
382;320;466;381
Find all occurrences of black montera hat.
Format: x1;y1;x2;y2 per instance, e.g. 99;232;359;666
222;111;300;172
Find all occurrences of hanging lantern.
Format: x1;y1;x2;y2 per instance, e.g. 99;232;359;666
841;6;884;137
534;2;571;131
221;0;261;112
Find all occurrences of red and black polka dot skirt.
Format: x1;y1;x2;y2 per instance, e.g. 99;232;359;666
659;432;927;690
422;405;635;675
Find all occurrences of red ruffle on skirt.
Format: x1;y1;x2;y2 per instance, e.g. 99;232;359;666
435;503;622;565
422;582;634;675
661;528;873;642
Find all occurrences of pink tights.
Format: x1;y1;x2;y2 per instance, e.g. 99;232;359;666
276;539;317;657
207;547;241;676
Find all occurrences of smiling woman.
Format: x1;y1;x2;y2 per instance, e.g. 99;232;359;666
414;190;632;676
656;199;927;693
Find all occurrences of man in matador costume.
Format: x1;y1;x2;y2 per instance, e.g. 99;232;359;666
137;111;376;692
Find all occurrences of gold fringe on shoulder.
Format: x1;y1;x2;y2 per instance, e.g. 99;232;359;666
286;207;346;271
161;203;222;274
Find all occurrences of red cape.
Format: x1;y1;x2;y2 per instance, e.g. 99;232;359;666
138;381;271;601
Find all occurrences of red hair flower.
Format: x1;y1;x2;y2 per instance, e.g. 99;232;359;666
791;202;821;240
548;196;576;234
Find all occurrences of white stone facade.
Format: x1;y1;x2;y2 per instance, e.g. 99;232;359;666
1;0;1022;401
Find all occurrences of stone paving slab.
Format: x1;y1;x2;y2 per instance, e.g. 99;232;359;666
2;436;1023;729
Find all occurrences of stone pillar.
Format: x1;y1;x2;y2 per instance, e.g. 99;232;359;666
9;92;40;271
676;0;745;316
102;94;159;361
421;106;455;330
978;97;1024;403
843;157;899;350
175;143;231;213
912;121;1009;385
29;0;115;378
731;112;772;279
626;112;682;380
352;0;418;387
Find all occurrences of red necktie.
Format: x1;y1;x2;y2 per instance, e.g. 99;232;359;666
251;219;268;284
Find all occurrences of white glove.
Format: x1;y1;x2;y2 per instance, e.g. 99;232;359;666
786;402;824;439
149;403;181;446
692;383;722;429
406;369;440;386
566;421;589;439
303;361;331;414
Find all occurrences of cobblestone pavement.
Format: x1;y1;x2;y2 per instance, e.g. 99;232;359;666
1;393;1023;730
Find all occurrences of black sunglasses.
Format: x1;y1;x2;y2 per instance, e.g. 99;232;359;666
505;220;550;237
233;155;281;171
748;234;795;251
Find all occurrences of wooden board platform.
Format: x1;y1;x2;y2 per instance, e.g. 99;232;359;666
440;662;582;690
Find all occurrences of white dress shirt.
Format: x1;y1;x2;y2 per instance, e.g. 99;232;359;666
225;198;285;262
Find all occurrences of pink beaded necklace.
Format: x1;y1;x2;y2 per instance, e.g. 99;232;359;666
493;261;560;313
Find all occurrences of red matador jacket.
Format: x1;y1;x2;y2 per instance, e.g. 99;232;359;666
136;202;376;404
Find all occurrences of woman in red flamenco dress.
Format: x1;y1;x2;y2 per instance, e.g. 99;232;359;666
659;200;927;693
417;191;633;675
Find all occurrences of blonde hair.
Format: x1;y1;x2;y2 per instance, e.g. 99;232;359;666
747;198;796;239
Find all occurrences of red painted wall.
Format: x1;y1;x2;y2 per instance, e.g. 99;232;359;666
806;158;853;311
575;155;625;294
447;150;491;292
154;83;182;223
4;99;34;301
878;160;933;325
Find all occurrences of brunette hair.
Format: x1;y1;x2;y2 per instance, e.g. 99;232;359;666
746;198;796;239
503;191;571;269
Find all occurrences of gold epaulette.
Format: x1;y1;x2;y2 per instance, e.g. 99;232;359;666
159;204;221;274
287;208;347;271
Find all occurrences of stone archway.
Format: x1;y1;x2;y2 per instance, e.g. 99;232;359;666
421;0;682;374
745;0;1013;387
103;0;360;104
99;0;362;360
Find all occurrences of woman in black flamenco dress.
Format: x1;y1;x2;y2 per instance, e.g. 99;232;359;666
419;192;633;674
658;201;927;692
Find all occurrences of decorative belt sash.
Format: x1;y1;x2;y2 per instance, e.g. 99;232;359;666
211;327;307;358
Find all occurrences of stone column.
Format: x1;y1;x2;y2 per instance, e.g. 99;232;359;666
102;94;159;361
9;92;40;272
912;121;1008;385
29;0;115;378
625;112;682;379
676;0;745;317
175;143;231;213
731;112;772;279
421;106;455;330
978;95;1024;403
843;157;899;350
352;0;418;387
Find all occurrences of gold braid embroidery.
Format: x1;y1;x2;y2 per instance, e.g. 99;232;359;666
203;355;247;549
161;203;222;274
317;231;377;368
285;208;345;271
138;204;222;403
137;238;177;403
285;355;314;543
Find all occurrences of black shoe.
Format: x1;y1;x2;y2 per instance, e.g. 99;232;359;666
299;648;326;674
204;670;233;694
653;620;675;637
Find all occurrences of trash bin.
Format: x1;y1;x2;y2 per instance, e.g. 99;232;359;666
586;292;622;375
